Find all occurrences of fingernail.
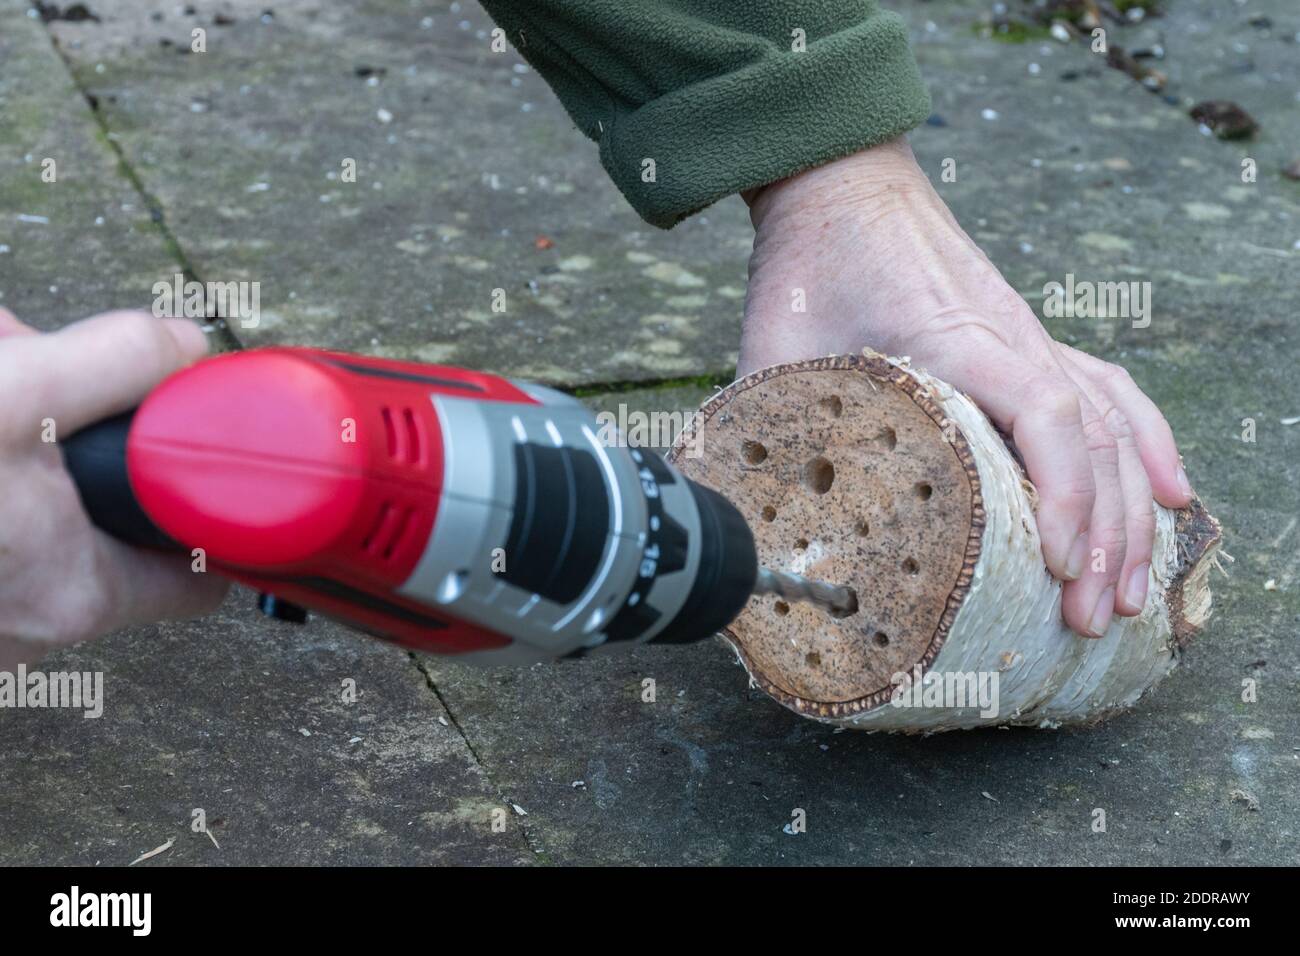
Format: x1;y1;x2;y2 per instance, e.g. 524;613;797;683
1176;466;1193;500
1088;586;1116;637
1065;532;1089;580
163;317;213;356
1124;563;1150;613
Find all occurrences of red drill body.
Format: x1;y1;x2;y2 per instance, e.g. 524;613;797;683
63;347;758;662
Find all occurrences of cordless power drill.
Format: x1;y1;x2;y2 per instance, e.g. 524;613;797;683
62;347;852;664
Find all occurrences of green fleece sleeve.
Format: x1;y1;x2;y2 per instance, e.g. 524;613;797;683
479;0;931;228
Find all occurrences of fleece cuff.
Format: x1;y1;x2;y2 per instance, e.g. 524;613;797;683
596;11;931;228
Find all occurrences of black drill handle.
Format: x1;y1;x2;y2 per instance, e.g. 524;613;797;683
61;411;176;550
62;413;309;625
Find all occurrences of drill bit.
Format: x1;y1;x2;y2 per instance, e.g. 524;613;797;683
754;567;858;618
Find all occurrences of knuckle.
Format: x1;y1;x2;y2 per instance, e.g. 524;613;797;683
122;309;165;344
1044;473;1097;520
1102;406;1135;444
0;364;31;427
1056;475;1097;508
1033;383;1082;422
44;590;109;646
1102;364;1136;391
1126;501;1157;539
1093;525;1128;560
1081;415;1119;459
112;311;173;370
4;358;56;443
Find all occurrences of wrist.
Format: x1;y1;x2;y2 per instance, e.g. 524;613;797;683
743;136;933;229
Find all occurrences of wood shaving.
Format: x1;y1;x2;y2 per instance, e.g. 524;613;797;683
129;838;175;866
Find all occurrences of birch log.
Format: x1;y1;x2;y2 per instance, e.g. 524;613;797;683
668;353;1221;732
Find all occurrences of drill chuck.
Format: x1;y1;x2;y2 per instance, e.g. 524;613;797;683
637;478;757;646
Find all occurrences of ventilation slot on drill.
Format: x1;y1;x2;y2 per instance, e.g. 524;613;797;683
402;408;423;465
379;407;424;466
381;408;399;459
361;503;414;561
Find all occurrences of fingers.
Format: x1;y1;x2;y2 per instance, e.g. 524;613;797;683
1059;397;1127;637
1104;407;1156;616
1059;344;1191;508
1057;349;1159;619
916;332;1101;591
0;310;223;658
98;537;230;632
0;307;37;338
1005;381;1095;583
959;361;1128;636
1100;368;1191;509
7;311;209;438
902;320;1098;589
882;329;1179;638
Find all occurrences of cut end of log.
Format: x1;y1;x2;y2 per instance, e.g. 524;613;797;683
669;354;984;718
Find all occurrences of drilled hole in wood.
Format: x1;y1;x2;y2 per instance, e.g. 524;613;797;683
742;440;768;465
817;396;843;418
803;456;834;495
774;601;790;617
914;482;933;501
872;630;889;648
761;505;777;522
902;557;919;575
829;587;860;620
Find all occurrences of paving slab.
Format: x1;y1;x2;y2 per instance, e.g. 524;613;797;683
0;1;530;866
1;0;1296;866
42;0;751;384
415;0;1300;864
909;0;1299;353
0;596;535;865
0;0;183;330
